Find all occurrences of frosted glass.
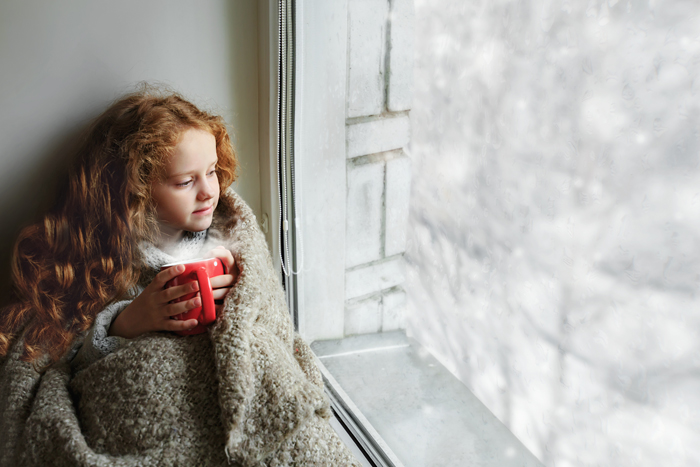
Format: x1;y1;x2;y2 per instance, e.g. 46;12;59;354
407;0;700;465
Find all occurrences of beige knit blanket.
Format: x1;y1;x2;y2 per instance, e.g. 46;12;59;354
0;190;360;466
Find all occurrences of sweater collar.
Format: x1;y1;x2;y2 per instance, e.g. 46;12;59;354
139;229;208;274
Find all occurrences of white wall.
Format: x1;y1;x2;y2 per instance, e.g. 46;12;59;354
294;0;413;341
0;0;260;302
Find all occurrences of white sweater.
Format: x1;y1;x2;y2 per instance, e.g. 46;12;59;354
70;230;210;373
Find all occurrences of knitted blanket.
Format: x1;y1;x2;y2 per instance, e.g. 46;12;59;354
0;189;360;466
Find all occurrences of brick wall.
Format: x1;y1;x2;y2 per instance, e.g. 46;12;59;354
343;0;414;336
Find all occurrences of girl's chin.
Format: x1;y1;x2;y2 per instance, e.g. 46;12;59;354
189;219;214;232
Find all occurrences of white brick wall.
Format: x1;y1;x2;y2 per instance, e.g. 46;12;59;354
341;0;412;337
387;0;414;111
347;0;389;118
296;1;413;340
346;161;384;268
345;256;406;300
345;296;382;335
346;115;410;158
382;287;406;331
385;153;411;257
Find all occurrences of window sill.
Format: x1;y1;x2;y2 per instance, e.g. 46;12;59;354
312;331;543;467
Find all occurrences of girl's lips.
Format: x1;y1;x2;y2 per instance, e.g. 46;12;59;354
193;205;213;215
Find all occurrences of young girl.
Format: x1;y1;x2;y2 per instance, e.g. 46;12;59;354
0;88;239;371
0;87;361;466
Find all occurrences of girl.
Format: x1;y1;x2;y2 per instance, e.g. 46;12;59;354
0;87;361;466
0;88;239;371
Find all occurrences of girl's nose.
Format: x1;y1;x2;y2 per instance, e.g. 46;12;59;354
197;178;217;200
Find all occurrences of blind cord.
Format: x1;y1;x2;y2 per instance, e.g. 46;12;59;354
277;0;303;277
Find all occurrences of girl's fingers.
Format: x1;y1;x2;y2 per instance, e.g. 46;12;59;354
160;276;230;304
212;288;231;300
163;318;199;332
209;274;235;288
160;281;199;303
205;248;235;272
153;264;185;289
165;296;202;317
157;270;233;317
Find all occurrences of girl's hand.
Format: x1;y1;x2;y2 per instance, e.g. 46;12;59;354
108;264;204;339
204;246;239;316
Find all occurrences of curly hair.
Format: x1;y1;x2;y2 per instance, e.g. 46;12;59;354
0;87;239;371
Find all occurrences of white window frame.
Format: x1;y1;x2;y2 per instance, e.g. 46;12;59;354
259;1;404;465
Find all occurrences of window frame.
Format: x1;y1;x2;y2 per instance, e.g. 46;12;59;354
261;0;405;465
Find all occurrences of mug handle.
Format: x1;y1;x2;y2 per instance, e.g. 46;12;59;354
194;266;216;325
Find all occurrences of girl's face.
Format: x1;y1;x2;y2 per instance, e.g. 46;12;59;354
151;128;219;242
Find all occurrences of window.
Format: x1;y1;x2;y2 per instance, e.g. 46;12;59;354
281;0;540;465
281;1;700;466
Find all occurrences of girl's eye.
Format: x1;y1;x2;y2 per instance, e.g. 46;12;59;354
175;170;215;187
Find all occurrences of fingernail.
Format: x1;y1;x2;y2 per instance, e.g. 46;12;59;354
176;265;184;272
193;298;201;307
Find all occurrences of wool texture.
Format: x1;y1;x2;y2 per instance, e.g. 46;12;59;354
0;188;361;467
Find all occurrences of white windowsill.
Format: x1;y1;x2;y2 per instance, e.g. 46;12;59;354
312;331;544;467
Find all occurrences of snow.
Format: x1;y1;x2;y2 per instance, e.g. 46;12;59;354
406;0;700;465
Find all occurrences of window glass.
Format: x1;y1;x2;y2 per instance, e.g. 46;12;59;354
408;1;699;465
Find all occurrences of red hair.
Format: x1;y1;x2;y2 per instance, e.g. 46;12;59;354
0;87;239;371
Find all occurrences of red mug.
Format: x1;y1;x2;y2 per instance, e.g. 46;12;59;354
161;257;228;336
